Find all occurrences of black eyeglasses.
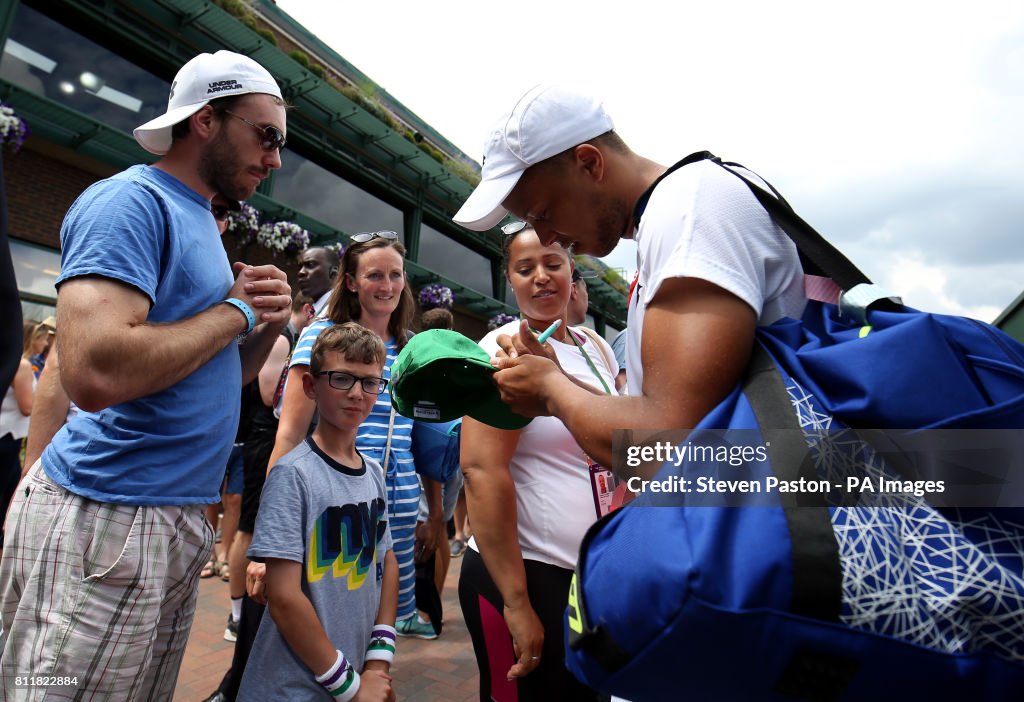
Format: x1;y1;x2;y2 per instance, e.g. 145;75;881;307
223;110;287;151
501;221;529;236
350;230;399;244
315;370;389;395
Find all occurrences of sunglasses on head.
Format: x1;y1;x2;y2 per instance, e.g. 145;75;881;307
223;110;287;152
501;221;529;236
349;230;399;244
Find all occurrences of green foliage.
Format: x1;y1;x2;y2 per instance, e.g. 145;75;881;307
255;27;278;45
288;50;311;69
210;0;484;192
443;158;481;187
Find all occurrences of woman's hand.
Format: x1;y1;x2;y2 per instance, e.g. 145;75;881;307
492;319;561;369
503;600;545;680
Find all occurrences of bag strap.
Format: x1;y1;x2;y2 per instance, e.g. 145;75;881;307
743;343;843;621
382;405;396;472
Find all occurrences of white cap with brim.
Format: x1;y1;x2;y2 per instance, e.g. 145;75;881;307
453;84;614;232
133;50;283;156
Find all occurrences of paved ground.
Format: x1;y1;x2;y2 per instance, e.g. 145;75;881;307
174;554;479;701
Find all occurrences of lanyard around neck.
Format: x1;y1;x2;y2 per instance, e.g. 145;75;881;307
527;321;612;395
567;328;612;395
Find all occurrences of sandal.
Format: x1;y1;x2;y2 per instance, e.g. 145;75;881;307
219;560;231;582
449;539;466;558
200;559;216;578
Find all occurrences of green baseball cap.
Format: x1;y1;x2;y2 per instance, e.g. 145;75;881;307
391;329;531;430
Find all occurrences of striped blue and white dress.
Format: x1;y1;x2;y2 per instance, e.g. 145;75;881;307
290;319;420;619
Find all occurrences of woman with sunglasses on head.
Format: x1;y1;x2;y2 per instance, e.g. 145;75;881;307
258;231;435;637
458;223;618;702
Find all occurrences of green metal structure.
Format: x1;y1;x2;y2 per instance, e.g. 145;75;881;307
1;0;627;329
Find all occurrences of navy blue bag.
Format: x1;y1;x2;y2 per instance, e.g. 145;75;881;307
564;153;1024;700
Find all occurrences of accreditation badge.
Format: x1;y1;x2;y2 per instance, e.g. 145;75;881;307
587;455;618;518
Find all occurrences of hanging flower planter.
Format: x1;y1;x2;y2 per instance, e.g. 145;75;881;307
226;201;261;245
488;312;518;331
0;103;29;152
324;241;345;260
419;282;454;311
256;220;310;255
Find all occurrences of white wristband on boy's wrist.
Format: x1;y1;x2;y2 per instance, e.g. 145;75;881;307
315;649;360;702
365;624;397;665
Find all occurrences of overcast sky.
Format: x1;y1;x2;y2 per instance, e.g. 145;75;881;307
276;0;1023;322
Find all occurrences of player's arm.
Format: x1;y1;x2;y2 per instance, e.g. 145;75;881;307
494;277;756;476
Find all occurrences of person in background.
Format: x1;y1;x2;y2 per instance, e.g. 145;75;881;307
202;193;246;589
449;489;471;559
260;231;441;642
0;50;291;699
239;323;398;702
610;326;628;392
297;245;339;317
459;223;616;701
0;334;33;548
416;307;464;617
24;319;54;379
0;196;23;393
566;267;596;327
202;293;313;702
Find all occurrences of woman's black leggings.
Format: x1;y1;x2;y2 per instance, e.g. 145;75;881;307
458;547;603;702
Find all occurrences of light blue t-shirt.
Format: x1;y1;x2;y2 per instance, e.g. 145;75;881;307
239;438;392;701
43;165;239;505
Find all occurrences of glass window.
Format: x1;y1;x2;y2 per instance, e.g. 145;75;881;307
9;238;60;303
417;224;494;297
272;152;404;239
1;5;169;134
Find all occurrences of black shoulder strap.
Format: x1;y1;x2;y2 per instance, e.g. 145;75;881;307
743;344;843;622
635;151;900;311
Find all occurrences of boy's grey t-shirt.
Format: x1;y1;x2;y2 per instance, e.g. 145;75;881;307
238;438;393;701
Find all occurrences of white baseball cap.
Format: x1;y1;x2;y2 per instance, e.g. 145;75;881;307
134;50;283;155
453;84;614;232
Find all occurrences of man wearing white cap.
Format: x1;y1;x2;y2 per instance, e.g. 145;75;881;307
0;51;291;699
454;85;806;480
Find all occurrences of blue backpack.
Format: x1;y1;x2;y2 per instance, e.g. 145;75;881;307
564;153;1024;701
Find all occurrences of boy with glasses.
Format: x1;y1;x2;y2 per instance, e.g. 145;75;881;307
239;323;398;702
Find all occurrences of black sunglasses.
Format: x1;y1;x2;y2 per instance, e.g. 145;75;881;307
223;110;287;151
315;370;389;395
350;230;399;244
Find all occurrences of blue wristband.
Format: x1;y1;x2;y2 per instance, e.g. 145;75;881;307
222;297;255;336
